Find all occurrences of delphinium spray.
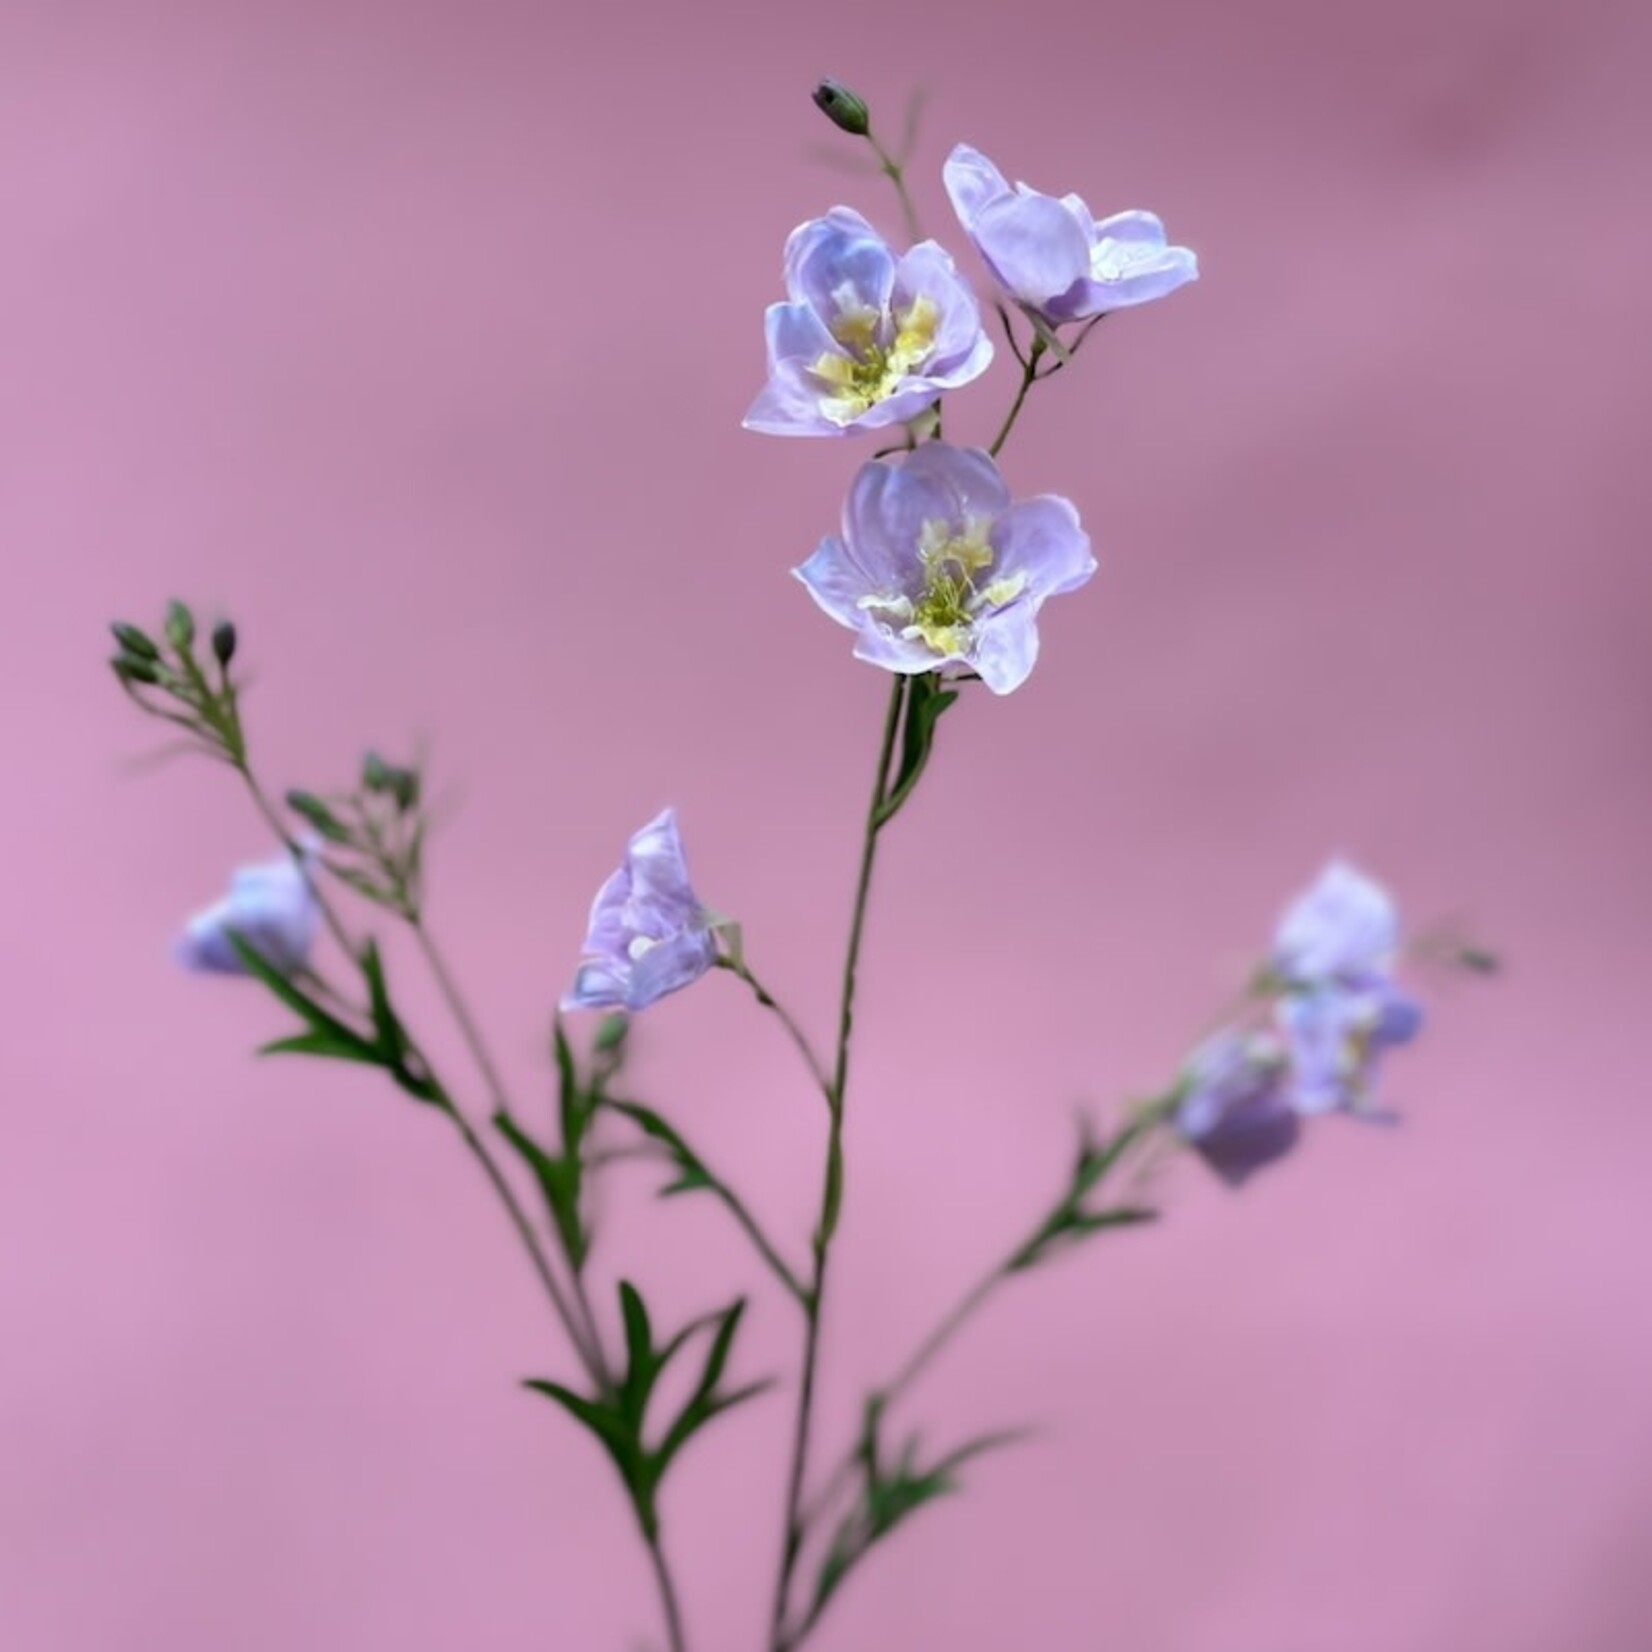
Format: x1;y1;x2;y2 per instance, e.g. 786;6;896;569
106;79;1491;1652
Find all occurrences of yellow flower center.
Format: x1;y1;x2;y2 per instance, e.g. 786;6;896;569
811;289;940;424
859;516;1028;658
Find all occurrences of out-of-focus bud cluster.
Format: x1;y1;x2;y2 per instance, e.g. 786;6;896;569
109;600;247;766
283;748;429;920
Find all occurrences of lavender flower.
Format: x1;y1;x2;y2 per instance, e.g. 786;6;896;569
743;207;992;437
175;847;319;976
1277;988;1421;1119
562;809;717;1014
942;144;1197;330
1272;861;1423;1117
1175;1030;1301;1186
794;443;1094;694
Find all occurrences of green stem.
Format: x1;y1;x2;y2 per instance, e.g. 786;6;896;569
988;337;1045;458
768;676;907;1649
239;766;612;1389
644;1525;688;1652
413;919;615;1395
722;957;831;1100
869;135;920;243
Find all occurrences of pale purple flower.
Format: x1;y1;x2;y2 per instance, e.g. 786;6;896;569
794;443;1094;694
743;207;992;437
1271;861;1423;1117
562;809;717;1014
1175;1030;1301;1187
942;143;1197;329
1278;987;1422;1119
175;846;319;976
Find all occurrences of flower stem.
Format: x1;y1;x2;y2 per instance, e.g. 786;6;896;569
870;135;921;243
238;764;611;1387
721;957;832;1101
988;336;1046;457
644;1526;688;1652
411;918;615;1394
768;675;908;1648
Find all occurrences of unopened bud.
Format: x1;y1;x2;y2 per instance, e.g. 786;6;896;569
285;789;350;843
211;620;237;667
594;1012;630;1055
164;600;196;651
110;622;160;661
111;654;161;687
812;78;871;137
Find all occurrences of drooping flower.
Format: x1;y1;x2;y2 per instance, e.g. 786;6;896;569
1271;861;1423;1117
1175;1029;1301;1187
743;207;992;437
562;809;717;1014
175;846;320;976
794;442;1094;694
942;143;1197;330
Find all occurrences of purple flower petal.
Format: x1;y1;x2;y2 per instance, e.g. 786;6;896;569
175;849;319;978
1274;861;1400;987
563;808;716;1014
943;141;1197;329
748;208;992;438
794;444;1092;693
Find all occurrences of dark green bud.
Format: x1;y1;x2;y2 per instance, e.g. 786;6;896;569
164;600;196;651
812;78;871;137
211;620;237;667
1457;946;1501;975
363;749;419;812
110;622;160;661
285;788;350;843
111;654;161;687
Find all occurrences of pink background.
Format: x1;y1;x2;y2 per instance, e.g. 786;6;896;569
4;1;1651;1648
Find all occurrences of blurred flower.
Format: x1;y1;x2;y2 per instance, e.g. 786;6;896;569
175;847;319;976
563;809;717;1014
1175;1030;1300;1186
942;144;1197;329
743;208;992;437
1278;987;1421;1118
794;442;1094;694
1271;861;1423;1117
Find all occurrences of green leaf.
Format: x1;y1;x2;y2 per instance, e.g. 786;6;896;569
809;1424;1024;1620
522;1379;645;1497
494;1109;587;1271
876;675;959;827
260;1028;383;1066
617;1279;657;1428
229;930;440;1107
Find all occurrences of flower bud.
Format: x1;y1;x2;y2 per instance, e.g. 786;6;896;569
285;789;350;843
165;600;196;651
594;1012;630;1055
110;622;160;661
361;750;391;792
211;620;237;667
812;78;871;137
111;654;161;687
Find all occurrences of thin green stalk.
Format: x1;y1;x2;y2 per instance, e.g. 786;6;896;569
768;676;908;1648
412;918;615;1395
722;957;831;1100
644;1526;688;1652
988;337;1046;457
869;134;920;244
238;766;611;1389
